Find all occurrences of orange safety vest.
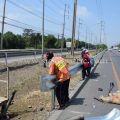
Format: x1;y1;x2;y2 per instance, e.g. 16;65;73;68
49;56;70;81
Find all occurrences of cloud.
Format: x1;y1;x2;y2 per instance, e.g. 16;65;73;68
77;6;92;18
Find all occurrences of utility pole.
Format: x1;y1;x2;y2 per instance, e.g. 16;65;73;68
42;0;45;54
57;34;59;47
1;0;7;50
77;18;81;50
85;28;87;48
88;32;90;50
100;20;103;44
61;4;66;55
90;32;93;50
71;0;77;56
58;34;59;42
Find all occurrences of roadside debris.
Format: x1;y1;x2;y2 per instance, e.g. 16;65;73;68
100;90;120;104
98;88;103;91
108;82;114;95
94;91;120;105
94;82;120;105
94;97;103;102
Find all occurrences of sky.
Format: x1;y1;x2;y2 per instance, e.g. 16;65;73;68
0;0;120;47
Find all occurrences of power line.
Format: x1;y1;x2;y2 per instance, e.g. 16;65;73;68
1;19;66;37
7;0;63;26
1;0;74;41
96;0;103;20
5;16;41;30
5;22;41;33
7;0;41;18
0;20;66;39
45;3;63;17
51;0;65;11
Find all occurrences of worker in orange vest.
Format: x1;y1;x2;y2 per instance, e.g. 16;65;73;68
48;52;70;109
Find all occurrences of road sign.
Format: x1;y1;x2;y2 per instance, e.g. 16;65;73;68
66;42;71;48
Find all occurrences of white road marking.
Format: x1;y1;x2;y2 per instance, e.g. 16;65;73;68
67;110;91;115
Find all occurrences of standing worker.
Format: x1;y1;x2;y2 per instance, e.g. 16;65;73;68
81;49;91;80
47;52;70;110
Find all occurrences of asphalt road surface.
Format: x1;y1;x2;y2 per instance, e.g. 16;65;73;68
49;50;120;120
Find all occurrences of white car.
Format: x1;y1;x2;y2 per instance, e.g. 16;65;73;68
118;49;120;52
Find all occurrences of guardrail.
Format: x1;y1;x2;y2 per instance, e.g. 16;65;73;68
0;49;96;58
0;49;69;58
39;49;106;110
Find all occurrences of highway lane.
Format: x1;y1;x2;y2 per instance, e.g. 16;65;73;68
109;50;120;87
109;50;120;90
55;50;120;120
0;54;41;64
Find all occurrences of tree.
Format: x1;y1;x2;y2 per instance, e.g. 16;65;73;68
23;29;33;36
23;29;42;48
16;34;26;49
44;35;57;48
28;33;41;49
96;44;107;50
3;31;17;49
23;29;33;48
3;32;26;49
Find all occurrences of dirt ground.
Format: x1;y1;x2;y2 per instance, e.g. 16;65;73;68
0;54;82;120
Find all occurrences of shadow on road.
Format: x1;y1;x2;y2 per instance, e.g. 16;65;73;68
90;72;100;79
70;98;85;105
70;61;101;102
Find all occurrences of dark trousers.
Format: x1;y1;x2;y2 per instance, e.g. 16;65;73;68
82;66;91;79
55;79;70;107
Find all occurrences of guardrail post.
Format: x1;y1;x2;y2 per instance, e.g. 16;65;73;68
34;51;36;59
7;67;9;99
51;89;55;111
5;52;8;66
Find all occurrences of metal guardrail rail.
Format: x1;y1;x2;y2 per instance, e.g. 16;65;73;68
0;49;96;58
0;49;69;58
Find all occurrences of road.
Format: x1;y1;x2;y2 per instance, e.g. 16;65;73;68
48;50;120;120
0;54;41;63
0;51;79;64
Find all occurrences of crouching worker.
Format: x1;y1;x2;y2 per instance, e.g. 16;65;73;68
48;52;70;110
